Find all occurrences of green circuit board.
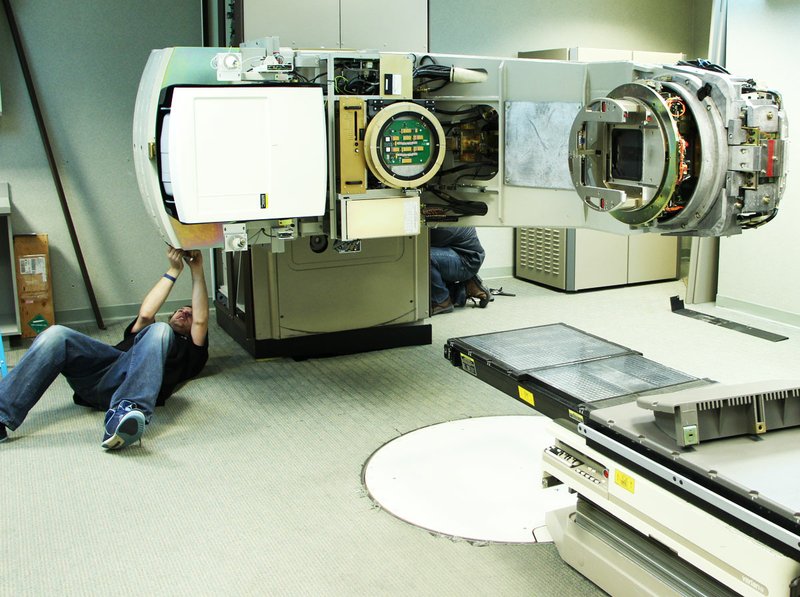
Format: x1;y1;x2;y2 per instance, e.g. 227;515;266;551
378;117;434;167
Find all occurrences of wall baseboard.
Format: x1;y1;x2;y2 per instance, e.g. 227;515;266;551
55;299;211;328
715;295;800;329
478;266;514;280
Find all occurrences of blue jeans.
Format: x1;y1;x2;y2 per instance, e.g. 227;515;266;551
430;247;474;305
0;323;173;431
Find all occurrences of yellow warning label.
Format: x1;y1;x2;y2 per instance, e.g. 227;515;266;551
460;354;477;376
567;409;584;423
614;469;636;494
517;387;535;406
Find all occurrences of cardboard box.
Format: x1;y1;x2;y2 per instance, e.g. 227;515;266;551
14;234;54;338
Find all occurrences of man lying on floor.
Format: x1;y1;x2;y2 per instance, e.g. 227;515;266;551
0;245;209;450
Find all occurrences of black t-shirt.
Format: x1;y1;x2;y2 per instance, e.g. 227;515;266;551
114;320;209;405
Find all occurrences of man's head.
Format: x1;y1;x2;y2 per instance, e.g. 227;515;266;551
168;305;193;336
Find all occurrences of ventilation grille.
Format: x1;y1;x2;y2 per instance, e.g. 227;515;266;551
697;387;800;411
517;227;563;276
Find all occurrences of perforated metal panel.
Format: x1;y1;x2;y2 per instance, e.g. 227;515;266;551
515;227;566;288
460;324;630;372
534;354;696;403
447;323;700;417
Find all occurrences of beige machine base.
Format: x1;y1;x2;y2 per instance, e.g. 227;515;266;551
546;502;734;597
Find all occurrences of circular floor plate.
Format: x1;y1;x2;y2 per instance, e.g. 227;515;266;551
363;415;576;543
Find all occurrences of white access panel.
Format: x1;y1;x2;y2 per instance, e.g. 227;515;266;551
166;86;327;223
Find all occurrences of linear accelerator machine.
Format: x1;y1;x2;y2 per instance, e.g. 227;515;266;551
132;40;794;594
132;39;785;358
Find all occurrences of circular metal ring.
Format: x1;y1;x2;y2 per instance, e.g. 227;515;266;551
606;82;680;225
363;102;446;189
653;78;728;231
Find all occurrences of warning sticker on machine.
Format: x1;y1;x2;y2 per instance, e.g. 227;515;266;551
19;255;47;280
460;354;477;376
517;386;535;407
567;409;584;423
614;469;636;494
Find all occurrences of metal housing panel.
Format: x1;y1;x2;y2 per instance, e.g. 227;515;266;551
272;235;427;338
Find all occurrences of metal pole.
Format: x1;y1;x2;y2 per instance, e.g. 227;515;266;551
2;0;105;329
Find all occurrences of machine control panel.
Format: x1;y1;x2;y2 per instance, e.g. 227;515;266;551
544;443;609;490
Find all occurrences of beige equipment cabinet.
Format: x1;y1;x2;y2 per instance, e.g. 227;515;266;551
515;48;682;291
516;227;680;291
214;234;430;359
0;184;21;337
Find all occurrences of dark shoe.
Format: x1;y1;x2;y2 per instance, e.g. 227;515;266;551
0;423;7;443
431;297;455;315
466;276;490;308
102;400;145;450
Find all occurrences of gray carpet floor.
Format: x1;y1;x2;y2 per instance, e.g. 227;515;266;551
3;275;799;596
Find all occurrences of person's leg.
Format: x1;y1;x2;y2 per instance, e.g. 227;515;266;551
106;322;173;418
0;325;121;431
94;322;173;449
430;247;454;305
431;247;473;284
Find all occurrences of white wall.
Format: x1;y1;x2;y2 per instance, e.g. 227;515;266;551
716;1;800;325
430;0;711;60
243;0;428;52
0;1;201;324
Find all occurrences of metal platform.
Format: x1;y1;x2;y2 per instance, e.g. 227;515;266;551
585;400;800;558
445;322;800;563
445;323;703;423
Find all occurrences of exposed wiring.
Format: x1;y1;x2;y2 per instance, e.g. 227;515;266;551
435;105;483;116
426;188;489;217
248;227;282;241
678;59;730;74
248;228;267;243
413;56;452;93
740;209;778;229
323;62;380;95
437;161;498;181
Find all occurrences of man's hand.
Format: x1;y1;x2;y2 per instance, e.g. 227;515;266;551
183;249;203;271
132;245;185;333
167;246;185;274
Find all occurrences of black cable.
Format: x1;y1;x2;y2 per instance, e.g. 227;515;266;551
456;164;498;183
678;59;730;74
437;161;498;178
413;64;451;78
434;106;483;116
428;189;488;216
740;209;778;229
